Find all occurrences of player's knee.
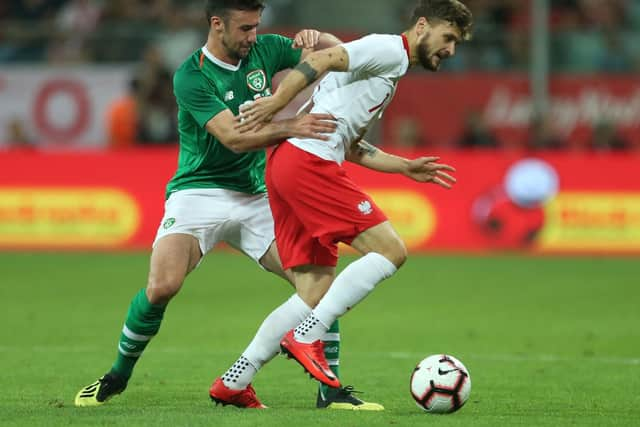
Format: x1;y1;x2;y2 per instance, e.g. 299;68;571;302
382;238;408;269
146;274;183;304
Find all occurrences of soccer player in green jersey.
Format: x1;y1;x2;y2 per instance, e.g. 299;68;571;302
75;0;381;410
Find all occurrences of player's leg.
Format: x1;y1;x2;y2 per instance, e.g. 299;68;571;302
210;190;335;407
75;233;201;407
295;221;405;345
267;143;387;406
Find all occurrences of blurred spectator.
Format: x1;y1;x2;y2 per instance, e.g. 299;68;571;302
47;0;103;63
457;110;500;149
134;46;177;145
590;121;631;152
106;78;140;149
153;6;203;72
598;32;634;73
93;0;167;62
389;117;426;148
5;117;35;150
527;114;567;151
4;0;65;61
8;0;64;20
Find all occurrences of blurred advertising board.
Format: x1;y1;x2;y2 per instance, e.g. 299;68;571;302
0;148;639;254
0;67;130;148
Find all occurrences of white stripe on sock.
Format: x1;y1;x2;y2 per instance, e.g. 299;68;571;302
322;333;340;341
326;359;340;366
122;325;152;342
118;344;142;357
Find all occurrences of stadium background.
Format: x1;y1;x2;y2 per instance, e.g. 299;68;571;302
1;1;639;426
1;0;639;253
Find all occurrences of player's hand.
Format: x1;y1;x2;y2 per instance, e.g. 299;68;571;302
288;113;337;141
293;29;321;49
404;157;457;189
235;95;286;132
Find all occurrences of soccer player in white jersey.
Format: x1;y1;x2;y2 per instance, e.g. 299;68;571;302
217;0;473;400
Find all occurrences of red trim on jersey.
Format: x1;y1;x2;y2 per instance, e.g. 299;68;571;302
401;34;411;60
199;52;205;68
368;93;390;113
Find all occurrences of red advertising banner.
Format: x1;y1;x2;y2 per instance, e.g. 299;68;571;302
0;148;639;253
383;74;640;149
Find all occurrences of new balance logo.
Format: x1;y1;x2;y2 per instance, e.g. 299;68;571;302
358;200;373;215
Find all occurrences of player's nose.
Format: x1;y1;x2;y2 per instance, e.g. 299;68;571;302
447;42;456;57
247;28;258;43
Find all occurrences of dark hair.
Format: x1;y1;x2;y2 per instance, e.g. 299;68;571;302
205;0;265;23
410;0;473;40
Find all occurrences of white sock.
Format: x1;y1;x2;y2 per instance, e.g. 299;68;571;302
295;252;397;343
223;293;311;389
221;356;257;390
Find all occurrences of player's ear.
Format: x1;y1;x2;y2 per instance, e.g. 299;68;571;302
210;15;225;32
415;17;428;35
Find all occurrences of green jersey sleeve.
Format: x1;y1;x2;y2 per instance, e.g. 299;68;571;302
173;67;228;128
260;34;303;72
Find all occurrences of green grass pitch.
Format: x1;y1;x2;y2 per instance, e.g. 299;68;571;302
1;251;639;426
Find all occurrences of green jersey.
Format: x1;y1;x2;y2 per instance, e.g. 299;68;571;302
167;34;302;197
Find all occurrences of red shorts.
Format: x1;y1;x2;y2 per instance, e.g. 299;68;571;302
266;142;387;270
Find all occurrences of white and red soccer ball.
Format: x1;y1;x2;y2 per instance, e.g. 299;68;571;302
410;354;471;414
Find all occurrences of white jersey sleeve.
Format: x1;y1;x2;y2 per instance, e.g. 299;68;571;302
342;34;409;78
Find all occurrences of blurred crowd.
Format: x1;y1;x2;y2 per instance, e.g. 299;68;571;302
1;0;639;150
2;0;639;71
451;0;640;73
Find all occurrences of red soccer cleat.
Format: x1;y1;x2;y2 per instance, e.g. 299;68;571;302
280;330;341;388
209;378;267;409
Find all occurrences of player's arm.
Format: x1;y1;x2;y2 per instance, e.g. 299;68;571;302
236;45;350;128
345;140;458;189
294;30;344;60
206;109;335;153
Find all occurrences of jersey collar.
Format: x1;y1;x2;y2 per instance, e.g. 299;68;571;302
401;33;411;61
201;45;242;71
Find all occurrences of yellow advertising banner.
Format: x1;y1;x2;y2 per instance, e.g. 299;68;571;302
540;193;640;251
0;188;140;247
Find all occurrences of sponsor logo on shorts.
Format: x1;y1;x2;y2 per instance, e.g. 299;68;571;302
247;69;266;92
163;217;176;229
358;200;373;215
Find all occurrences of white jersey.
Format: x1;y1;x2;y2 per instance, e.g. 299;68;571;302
288;34;410;164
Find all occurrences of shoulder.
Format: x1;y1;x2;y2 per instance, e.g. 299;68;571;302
344;34;403;56
253;34;294;54
256;33;293;46
173;51;207;93
342;34;406;73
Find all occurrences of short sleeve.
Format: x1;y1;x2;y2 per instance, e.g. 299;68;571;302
258;34;303;72
173;67;228;128
342;34;407;76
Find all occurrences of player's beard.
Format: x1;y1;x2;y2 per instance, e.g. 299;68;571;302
222;34;253;61
417;33;440;72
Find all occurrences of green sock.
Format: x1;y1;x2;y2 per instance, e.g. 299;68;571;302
110;289;166;380
320;320;340;394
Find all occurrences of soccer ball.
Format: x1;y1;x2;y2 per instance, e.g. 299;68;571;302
410;354;471;414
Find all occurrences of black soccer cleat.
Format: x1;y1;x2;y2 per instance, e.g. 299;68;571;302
74;373;128;407
316;385;384;411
